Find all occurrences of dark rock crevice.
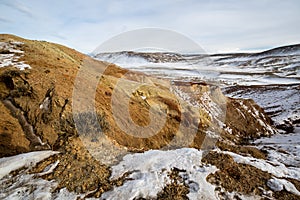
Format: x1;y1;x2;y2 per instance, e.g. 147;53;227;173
59;98;69;119
2;98;50;150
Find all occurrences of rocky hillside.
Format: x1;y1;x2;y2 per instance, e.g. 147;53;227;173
0;34;299;199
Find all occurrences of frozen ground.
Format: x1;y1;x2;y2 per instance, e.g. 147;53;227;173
2;147;299;199
254;127;300;167
222;127;300;196
0;151;58;179
0;151;79;200
100;148;218;200
95;46;300;130
0;41;31;70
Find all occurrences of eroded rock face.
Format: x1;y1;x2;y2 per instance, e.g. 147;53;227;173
0;34;280;199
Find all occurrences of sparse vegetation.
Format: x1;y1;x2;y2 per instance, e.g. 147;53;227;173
73;111;110;140
156;168;190;200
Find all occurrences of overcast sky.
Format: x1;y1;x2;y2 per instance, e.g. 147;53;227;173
1;0;300;53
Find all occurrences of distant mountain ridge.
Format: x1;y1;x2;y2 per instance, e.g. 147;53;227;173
94;43;300;58
94;43;300;85
255;44;300;56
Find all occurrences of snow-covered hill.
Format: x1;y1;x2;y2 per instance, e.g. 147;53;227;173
94;44;300;133
94;44;300;86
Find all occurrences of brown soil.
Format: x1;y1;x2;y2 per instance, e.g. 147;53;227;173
156;169;190;200
202;151;272;195
0;101;29;157
224;97;274;144
202;151;300;199
216;141;267;159
134;168;190;200
30;136;126;198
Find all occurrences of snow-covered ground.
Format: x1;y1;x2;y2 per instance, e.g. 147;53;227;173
0;151;58;179
220;127;300;196
222;149;300;196
0;41;31;70
100;148;218;200
95;47;300;129
2;147;299;199
254;127;300;168
223;149;300;182
0;151;77;200
267;177;300;196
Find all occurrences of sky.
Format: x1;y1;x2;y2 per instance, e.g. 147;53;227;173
1;0;300;54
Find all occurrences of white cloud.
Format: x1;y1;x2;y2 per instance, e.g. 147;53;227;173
0;0;299;53
2;0;33;18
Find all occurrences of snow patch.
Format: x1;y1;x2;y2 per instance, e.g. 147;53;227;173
0;170;79;200
37;160;60;176
0;41;31;70
267;177;300;196
254;129;300;167
0;151;80;200
100;148;218;200
0;151;59;179
223;151;300;181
